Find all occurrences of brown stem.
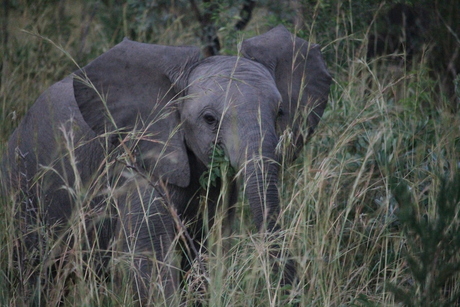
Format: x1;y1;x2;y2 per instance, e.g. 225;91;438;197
189;0;220;56
235;0;256;30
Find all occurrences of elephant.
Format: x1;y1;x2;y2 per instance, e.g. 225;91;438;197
1;25;331;305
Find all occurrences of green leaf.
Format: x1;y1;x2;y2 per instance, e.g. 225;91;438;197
199;144;236;189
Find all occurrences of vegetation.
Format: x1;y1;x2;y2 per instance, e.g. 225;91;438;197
1;0;460;306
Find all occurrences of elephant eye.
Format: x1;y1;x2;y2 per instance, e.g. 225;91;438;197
203;113;217;125
277;108;285;117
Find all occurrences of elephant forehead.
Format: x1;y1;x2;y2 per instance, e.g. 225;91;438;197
188;57;281;105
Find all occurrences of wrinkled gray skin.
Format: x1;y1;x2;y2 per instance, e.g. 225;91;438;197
2;25;331;305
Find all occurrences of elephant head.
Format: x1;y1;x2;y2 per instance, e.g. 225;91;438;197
181;55;284;232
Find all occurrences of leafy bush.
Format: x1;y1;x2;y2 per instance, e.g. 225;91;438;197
389;171;460;307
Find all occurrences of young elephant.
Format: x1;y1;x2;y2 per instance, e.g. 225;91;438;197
2;25;331;305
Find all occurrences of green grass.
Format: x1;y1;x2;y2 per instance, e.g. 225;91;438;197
1;1;460;306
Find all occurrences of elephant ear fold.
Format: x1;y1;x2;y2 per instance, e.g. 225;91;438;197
241;25;332;142
73;39;202;187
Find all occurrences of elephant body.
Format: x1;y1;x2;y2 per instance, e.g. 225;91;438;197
1;25;331;305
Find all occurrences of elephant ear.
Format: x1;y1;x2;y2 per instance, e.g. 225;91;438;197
241;25;332;145
73;39;201;187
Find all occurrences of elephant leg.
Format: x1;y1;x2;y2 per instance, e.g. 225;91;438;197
116;181;180;306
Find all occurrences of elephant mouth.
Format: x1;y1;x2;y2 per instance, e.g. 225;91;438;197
199;142;236;189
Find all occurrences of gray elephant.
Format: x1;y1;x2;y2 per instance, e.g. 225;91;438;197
1;25;331;305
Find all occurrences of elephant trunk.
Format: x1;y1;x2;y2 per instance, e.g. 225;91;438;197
243;157;280;232
231;126;296;285
233;126;281;233
243;138;298;286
